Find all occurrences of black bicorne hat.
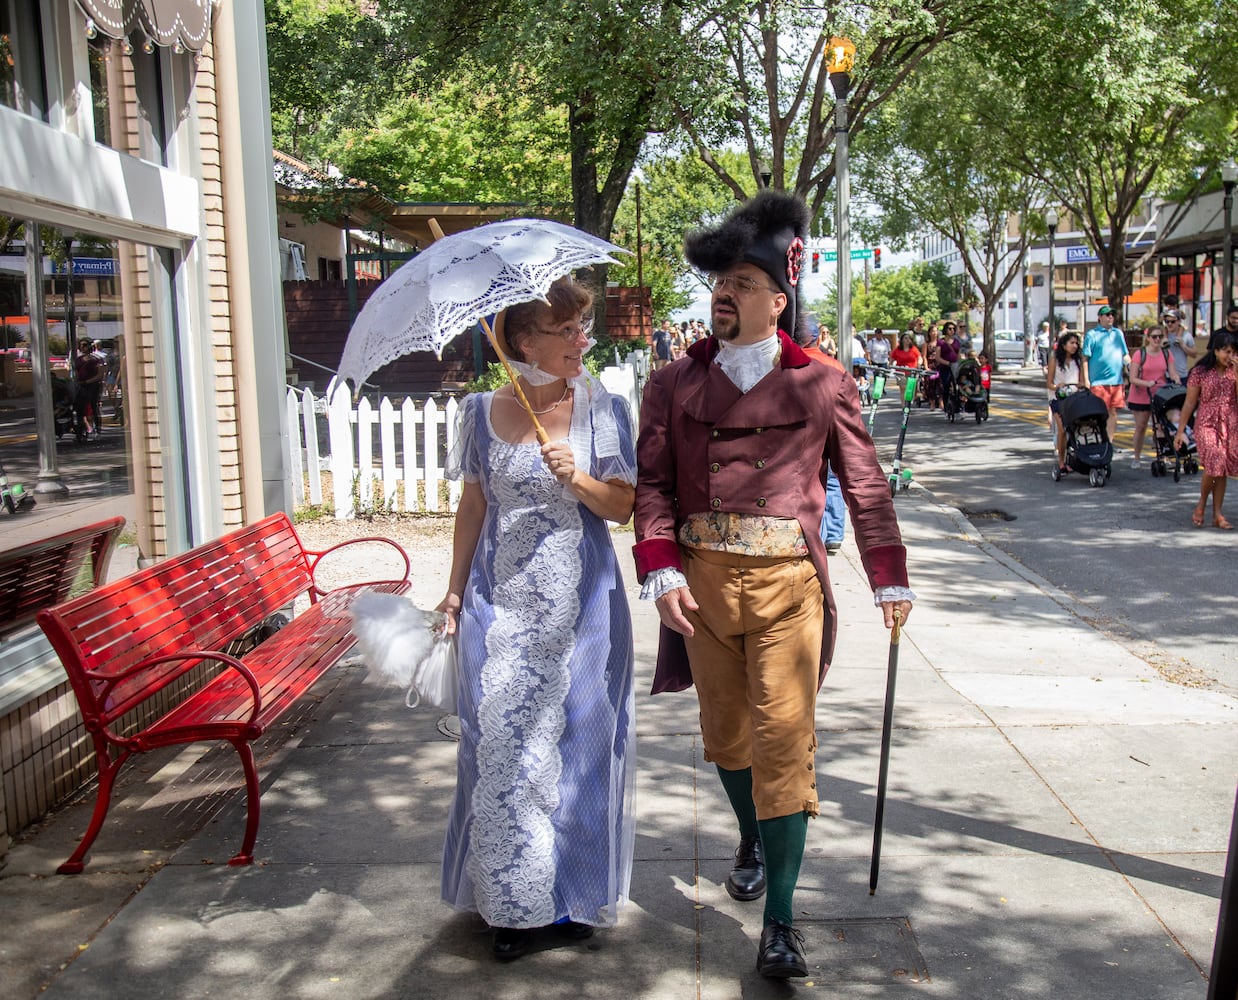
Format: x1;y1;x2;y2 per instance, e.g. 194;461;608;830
685;190;810;339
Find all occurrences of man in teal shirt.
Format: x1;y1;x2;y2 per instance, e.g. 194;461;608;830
1081;306;1130;443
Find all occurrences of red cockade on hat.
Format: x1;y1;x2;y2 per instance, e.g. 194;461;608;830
786;237;804;287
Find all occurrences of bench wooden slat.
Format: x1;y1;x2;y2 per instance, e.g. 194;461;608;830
35;512;412;873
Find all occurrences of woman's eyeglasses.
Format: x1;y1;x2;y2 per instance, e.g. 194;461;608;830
1147;334;1165;341
540;316;595;340
711;274;780;295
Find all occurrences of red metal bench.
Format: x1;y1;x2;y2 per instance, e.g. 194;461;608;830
36;511;412;874
0;517;126;637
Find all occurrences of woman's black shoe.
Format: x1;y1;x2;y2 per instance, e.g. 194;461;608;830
492;927;533;960
756;921;808;978
556;920;595;939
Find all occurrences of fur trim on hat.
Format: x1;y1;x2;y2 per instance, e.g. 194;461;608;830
685;190;811;339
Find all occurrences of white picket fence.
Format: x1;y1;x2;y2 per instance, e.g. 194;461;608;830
286;355;645;519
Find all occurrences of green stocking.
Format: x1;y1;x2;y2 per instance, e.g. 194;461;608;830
715;765;759;839
759;811;809;926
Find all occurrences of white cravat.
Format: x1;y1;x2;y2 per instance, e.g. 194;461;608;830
715;335;780;392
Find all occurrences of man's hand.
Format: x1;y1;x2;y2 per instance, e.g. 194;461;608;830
655;586;699;637
881;600;913;629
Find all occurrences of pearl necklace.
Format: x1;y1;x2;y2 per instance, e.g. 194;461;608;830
527;384;571;414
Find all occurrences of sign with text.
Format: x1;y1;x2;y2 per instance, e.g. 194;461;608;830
822;248;875;262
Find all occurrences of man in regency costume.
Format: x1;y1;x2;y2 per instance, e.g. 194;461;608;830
633;191;915;979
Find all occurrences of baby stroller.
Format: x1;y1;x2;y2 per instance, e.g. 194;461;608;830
949;358;989;423
1052;389;1112;486
1149;383;1199;482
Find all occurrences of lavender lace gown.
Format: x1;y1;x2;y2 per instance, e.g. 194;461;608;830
441;390;636;929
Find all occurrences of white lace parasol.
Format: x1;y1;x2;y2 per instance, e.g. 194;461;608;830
337;218;626;390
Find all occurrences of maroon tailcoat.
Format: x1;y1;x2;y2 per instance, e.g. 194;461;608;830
633;332;909;693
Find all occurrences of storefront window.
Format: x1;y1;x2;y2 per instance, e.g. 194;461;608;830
0;1;46;118
87;34;114;147
0;222;136;526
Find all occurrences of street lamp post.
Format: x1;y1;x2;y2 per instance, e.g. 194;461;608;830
829;36;856;369
1222;160;1237;318
1046;208;1058;347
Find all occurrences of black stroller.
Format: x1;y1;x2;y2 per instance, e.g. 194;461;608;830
1051;389;1112;487
952;358;989;423
1149;383;1199;482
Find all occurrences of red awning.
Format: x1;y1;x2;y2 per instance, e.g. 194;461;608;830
74;0;217;52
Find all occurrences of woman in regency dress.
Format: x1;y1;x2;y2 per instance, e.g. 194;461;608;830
436;276;637;960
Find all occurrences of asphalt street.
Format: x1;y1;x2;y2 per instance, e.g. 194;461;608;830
864;370;1238;694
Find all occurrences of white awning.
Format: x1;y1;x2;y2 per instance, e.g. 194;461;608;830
73;0;218;52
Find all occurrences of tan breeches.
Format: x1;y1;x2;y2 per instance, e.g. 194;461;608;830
681;547;824;820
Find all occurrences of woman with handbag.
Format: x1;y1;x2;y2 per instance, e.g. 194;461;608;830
437;276;637;960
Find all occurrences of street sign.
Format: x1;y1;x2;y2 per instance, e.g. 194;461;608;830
822;248;875;262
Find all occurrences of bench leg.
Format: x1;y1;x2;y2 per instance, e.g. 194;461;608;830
228;738;261;867
58;742;131;875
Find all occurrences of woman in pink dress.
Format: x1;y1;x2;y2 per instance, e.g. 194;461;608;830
1175;330;1238;529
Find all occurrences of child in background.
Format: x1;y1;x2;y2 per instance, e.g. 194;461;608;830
1175;330;1238;529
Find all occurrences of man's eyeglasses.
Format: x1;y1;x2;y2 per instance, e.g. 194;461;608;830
539;316;595;340
711;274;780;295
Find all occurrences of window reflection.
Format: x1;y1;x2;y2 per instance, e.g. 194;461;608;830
0;222;135;525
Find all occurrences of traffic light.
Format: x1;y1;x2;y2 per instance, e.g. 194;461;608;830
811;251;820;273
873;247;882;270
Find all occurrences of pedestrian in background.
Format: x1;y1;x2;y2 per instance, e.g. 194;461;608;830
1209;305;1238;349
1161;309;1194;380
436;276;637;960
923;326;942;409
1047;330;1084;474
867;329;891;366
1081;306;1130;444
652;319;673;370
1126;325;1180;469
1036;321;1051;367
937;321;963;407
1175;330;1238;529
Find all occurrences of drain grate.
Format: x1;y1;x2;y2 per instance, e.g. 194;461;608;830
796;915;930;984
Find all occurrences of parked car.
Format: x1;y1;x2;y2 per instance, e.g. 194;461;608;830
992;329;1027;367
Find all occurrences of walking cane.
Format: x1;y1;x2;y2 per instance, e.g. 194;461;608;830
869;608;902;894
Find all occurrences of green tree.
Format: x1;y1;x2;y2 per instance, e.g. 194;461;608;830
976;0;1238;317
813;260;950;332
858;46;1045;359
672;1;991;222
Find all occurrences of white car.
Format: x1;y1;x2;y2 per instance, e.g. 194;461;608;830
992;329;1028;367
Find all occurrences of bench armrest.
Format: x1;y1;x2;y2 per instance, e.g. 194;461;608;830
303;536;412;601
88;650;263;744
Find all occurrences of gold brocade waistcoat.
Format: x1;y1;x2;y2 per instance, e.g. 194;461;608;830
678;512;809;558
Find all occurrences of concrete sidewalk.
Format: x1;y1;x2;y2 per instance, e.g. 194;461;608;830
2;487;1234;999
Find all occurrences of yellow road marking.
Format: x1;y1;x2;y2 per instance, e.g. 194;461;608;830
986;401;1134;448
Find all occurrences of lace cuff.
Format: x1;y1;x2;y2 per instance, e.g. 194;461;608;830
639;567;688;601
873;585;917;606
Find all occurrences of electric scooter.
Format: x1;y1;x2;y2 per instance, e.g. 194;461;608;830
866;365;890;435
886;367;920;496
0;461;36;515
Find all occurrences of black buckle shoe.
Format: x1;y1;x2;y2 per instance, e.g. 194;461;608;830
725;836;766;901
757;921;808;978
556;920;595;940
492;927;533;961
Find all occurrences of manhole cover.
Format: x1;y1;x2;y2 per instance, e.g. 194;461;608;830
795;915;930;984
961;507;1017;522
437;714;461;741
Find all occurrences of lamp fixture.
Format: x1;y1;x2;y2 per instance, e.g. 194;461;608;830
827;36;856;75
142;35;155;54
1045;208;1059;230
84;18;98;40
1223;159;1238;186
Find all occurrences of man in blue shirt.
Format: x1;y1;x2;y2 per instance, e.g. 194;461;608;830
1081;305;1130;443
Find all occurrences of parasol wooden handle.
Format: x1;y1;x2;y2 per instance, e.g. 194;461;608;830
427;218;551;446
